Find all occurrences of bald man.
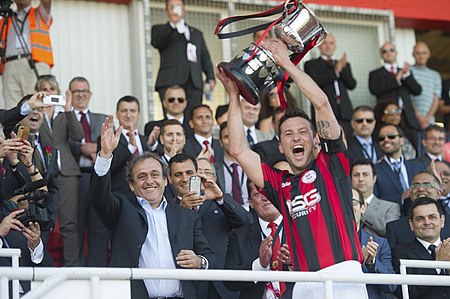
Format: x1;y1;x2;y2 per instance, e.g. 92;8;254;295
411;41;442;129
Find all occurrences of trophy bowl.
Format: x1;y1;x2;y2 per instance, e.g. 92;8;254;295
219;43;280;105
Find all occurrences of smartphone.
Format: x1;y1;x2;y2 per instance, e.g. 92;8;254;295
17;126;30;140
189;176;202;195
43;95;66;106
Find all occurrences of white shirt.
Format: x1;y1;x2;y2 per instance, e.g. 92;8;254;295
122;129;143;155
75;109;93;168
243;125;258;144
223;156;249;211
416;237;443;274
252;215;284;299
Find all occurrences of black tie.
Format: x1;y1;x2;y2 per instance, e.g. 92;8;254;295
429;244;437;260
247;129;255;147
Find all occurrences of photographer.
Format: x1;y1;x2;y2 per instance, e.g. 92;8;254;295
0;0;53;109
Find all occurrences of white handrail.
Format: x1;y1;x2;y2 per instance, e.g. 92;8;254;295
399;259;450;299
0;248;21;299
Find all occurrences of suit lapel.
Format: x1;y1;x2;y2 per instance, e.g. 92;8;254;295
247;223;262;257
166;204;180;248
380;160;403;194
198;200;211;219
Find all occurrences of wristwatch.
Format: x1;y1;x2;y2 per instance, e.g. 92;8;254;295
200;256;207;269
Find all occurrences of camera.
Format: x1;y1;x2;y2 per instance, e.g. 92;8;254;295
0;0;12;15
14;180;49;226
43;95;66;106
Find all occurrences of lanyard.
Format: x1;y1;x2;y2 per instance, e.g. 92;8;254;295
360;142;375;161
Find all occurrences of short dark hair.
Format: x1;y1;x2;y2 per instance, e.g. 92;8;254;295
409;197;443;220
69;76;90;90
189;104;212;120
351;158;377;177
164;85;185;99
215;104;229;122
116;95;140;112
378;123;404;137
424;124;446;139
160;119;185;136
352;105;374;119
278;108;315;136
126;151;169;184
219;121;228;140
168;153;198;172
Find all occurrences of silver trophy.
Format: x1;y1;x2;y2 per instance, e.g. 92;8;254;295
218;1;327;105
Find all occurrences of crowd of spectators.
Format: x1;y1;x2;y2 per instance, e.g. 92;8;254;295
1;0;450;298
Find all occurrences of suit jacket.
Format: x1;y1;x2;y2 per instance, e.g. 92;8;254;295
151;22;215;91
361;195;401;237
252;137;286;167
360;230;397;299
369;67;422;131
255;129;272;144
196;194;253;299
386;216;450;250
144;117;193;139
0;230;53;294
373;159;425;206
183;137;224;162
392;238;450;299
108;133;149;199
90;169;215;299
411;153;434;169
0;104;26;138
346;136;384;166
224;221;292;299
39;110;84;176
70;111;107;164
304;58;356;121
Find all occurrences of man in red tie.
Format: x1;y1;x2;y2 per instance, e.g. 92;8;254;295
225;179;292;299
183;104;224;162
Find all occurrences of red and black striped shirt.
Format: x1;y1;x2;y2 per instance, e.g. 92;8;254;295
261;137;362;271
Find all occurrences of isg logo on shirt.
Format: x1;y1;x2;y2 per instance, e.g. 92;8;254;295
287;188;321;218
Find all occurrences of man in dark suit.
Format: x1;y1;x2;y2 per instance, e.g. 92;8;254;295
90;115;215;299
224;179;292;299
183;104;224;162
69;77;109;267
386;171;450;250
369;42;422;136
145;85;193;141
352;187;396;299
151;0;215;118
412;124;446;169
168;154;252;299
0;210;53;296
107;96;149;200
304;33;356;137
374;124;425;206
347;106;383;166
392;197;450;299
351;159;400;237
252;107;286;168
240;100;271;147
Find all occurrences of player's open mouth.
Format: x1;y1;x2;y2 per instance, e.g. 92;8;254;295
293;145;304;156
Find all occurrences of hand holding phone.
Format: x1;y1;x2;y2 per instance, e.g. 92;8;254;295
17;126;30;141
189;176;202;195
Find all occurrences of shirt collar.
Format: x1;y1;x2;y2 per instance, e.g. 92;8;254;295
426;152;442;161
194;134;212;146
137;196;167;211
354;135;372;145
259;214;283;231
416;237;441;251
384;63;398;72
167;113;184;124
365;194;375;205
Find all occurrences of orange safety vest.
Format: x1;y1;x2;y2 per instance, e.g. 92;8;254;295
0;7;53;67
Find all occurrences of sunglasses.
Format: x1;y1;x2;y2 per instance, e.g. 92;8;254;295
167;97;185;104
353;118;375;124
381;48;396;54
384;109;402;115
410;182;436;190
378;134;399;142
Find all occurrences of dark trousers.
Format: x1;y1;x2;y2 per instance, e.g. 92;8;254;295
78;171;109;266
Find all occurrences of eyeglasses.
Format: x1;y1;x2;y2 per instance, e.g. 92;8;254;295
426;137;446;142
384;109;402;115
197;170;214;177
378;134;399;142
167;97;185;104
353;118;375;124
352;199;361;207
71;89;90;95
381;48;396;54
411;182;437;190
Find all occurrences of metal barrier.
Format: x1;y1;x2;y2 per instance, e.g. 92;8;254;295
2;250;450;299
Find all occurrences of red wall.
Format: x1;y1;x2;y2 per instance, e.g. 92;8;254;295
304;0;450;30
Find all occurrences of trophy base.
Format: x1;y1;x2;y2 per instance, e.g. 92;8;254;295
218;62;260;105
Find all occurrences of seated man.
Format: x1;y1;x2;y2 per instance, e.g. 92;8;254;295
225;179;293;299
90;115;215;299
392;197;450;299
0;209;53;295
352;187;396;299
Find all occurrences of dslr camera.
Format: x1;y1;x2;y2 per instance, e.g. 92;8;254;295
14;182;49;226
